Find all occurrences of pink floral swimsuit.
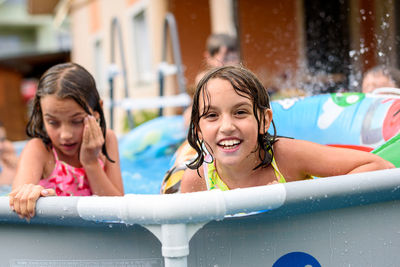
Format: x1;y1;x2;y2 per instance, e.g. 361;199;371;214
39;147;104;196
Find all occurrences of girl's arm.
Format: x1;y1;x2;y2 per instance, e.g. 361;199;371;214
0;140;18;185
181;166;207;193
9;139;56;219
274;138;395;181
80;116;123;196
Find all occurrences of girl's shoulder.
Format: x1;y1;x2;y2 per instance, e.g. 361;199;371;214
274;137;317;154
181;165;207;193
105;129;118;144
19;138;54;175
24;138;50;154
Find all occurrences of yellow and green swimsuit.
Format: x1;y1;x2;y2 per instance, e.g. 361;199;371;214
203;155;287;191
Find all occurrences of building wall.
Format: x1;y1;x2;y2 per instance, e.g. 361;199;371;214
69;0;168;134
237;0;301;91
0;68;27;141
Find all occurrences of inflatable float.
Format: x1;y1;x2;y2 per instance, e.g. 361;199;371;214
1;92;399;266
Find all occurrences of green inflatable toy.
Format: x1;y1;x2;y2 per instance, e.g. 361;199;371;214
372;132;400;167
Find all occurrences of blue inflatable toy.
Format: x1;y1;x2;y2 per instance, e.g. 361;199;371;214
119;116;186;194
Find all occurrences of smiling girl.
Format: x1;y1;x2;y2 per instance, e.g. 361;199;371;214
181;66;394;192
9;62;124;219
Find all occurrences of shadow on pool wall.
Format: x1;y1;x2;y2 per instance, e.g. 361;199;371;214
119;93;400;194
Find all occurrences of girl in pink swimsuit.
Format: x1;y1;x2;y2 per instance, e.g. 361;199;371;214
9;63;124;220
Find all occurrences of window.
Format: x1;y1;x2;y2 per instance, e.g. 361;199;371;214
132;10;153;84
94;39;106;94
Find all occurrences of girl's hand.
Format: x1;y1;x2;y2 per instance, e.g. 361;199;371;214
9;184;56;220
80;115;104;167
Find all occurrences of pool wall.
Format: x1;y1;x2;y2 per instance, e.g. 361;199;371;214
1;168;400;266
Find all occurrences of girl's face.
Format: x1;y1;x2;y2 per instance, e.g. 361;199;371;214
198;78;271;167
40;95;98;159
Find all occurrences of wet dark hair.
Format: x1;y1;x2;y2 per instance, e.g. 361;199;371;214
187;65;277;170
206;33;239;56
26;62;114;162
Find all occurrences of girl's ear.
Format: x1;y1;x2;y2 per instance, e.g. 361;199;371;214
93;111;100;121
260;108;273;134
93;100;103;121
197;127;203;141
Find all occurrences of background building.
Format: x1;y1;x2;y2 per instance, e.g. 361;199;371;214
12;0;400;136
0;0;70;140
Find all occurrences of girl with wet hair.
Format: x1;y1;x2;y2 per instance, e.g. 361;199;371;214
9;62;123;220
181;65;394;192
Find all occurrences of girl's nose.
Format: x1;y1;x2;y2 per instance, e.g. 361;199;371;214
60;126;73;140
219;115;235;133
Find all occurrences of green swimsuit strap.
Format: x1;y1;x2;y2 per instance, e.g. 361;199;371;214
207;162;230;191
270;156;287;183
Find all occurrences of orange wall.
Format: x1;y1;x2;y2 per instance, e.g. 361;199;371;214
89;0;101;34
237;0;300;87
359;0;377;72
0;68;27;141
167;0;212;90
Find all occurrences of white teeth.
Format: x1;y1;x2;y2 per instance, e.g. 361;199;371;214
219;140;240;147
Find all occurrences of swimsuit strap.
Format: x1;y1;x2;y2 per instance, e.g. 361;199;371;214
270;156;286;183
52;147;60;162
207;162;230;191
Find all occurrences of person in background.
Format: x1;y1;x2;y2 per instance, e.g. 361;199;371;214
194;33;240;85
0;122;18;194
184;33;240;127
180;65;394;192
362;65;400;94
9;62;124;220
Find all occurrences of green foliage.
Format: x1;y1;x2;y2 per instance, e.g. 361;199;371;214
122;110;158;132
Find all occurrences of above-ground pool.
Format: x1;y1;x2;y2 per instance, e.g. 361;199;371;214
3;92;400;266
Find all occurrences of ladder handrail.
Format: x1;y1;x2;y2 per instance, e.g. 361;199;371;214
159;12;187;116
109;17;134;129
